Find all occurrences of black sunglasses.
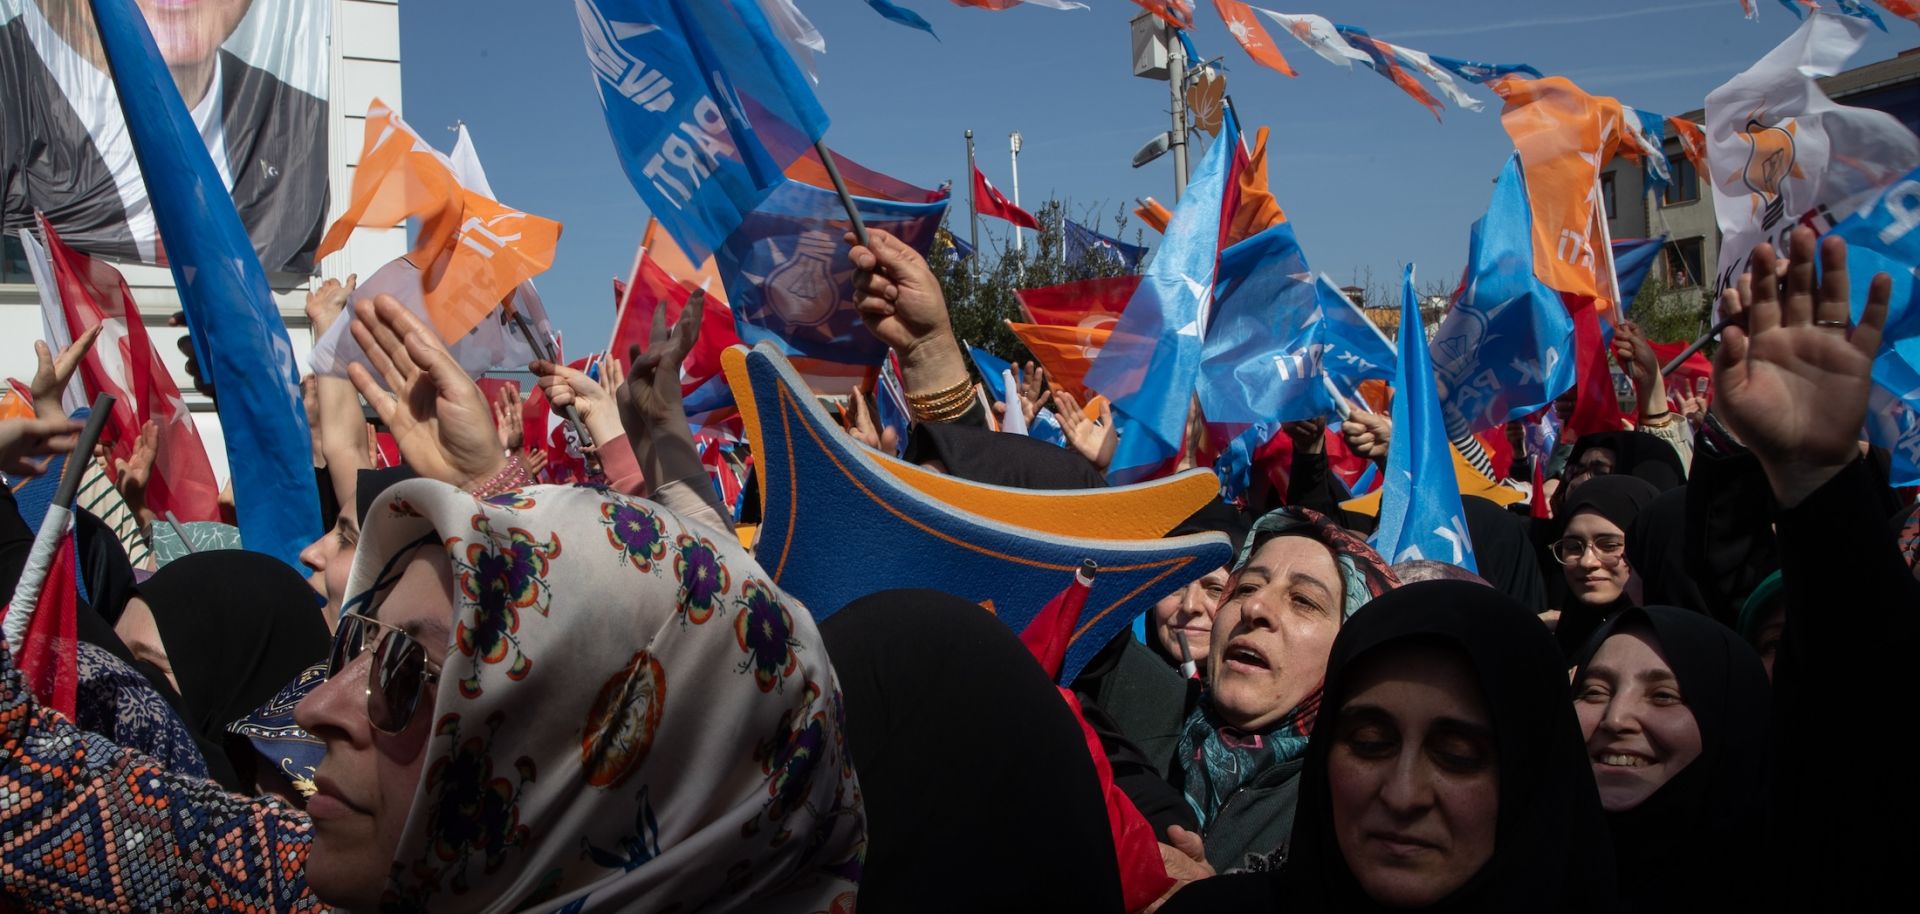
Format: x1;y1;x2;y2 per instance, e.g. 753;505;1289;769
327;612;441;734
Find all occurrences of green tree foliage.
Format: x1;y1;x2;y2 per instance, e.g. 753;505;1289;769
931;200;1141;365
1627;270;1712;347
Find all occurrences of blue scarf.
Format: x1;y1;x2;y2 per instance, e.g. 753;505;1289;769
1175;690;1320;828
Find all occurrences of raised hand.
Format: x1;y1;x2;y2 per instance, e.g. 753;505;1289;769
1713;226;1889;508
844;389;899;455
1343;405;1393;463
847;229;970;399
491;384;524;451
521;446;549;481
0;416;83;477
1612;319;1668;419
1017;361;1049;427
346;294;505;489
304;274;356;337
31;325;101;419
529;359;622;452
1053;390;1117;472
1283;416;1328;455
615;287;703;434
1673;377;1710;428
112;420;159;520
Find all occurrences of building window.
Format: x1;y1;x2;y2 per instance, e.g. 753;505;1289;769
1663;151;1700;206
1602;172;1617;220
1;233;29;285
1667;237;1705;288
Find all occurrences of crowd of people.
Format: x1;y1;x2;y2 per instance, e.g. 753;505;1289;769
0;219;1914;913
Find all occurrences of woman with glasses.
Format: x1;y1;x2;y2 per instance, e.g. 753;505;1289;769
0;296;867;913
1550;475;1661;660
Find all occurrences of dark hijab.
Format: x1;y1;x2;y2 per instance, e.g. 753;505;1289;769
819;589;1124;913
1462;495;1546;611
1555;475;1661;658
1165;581;1616;912
902;421;1108;489
137;550;331;784
1571;607;1774;913
1567;431;1687;492
1135;497;1251;669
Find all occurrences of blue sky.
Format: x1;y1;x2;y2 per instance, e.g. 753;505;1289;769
395;1;1918;351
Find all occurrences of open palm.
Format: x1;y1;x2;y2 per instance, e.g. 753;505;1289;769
1713;229;1888;504
347;295;504;489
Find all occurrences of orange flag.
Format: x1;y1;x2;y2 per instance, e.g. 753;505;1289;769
1490;77;1631;305
1214;0;1296;77
1133;197;1172;234
1226;126;1288;249
316;100;560;344
1007;320;1110;400
1667;116;1707;174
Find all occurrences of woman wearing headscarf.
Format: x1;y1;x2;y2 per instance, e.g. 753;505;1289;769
1460;495;1545;611
1571;607;1773;912
1560;430;1687;497
1162;580;1617;912
1168;507;1399;872
1549;475;1660;659
111;550;332;791
0;294;865;913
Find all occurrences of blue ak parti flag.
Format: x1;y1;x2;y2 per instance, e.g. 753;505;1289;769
1084;117;1241;483
1632;107;1673;192
1612;237;1667;312
718;179;947;370
865;0;938;37
1429;154;1576;435
1373;265;1478;572
1314;274;1398;403
1426;54;1542;84
1828;162;1920;482
578;0;830;264
1198;221;1328;427
1064;219;1148;272
88;0;317;570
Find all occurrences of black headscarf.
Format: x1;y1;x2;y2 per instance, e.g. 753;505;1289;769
1566;431;1686;492
1555;475;1661;658
356;465;419;526
1571;607;1774;913
1163;581;1616;912
1462;495;1546;612
902;422;1108;489
137;550;331;786
819;589;1124;913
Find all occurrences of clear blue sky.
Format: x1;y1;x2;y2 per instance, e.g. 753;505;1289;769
394;1;1917;351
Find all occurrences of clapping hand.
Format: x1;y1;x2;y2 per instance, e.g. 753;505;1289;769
492;385;525;452
30;325;100;420
1052;390;1117;472
0;417;83;477
843;389;900;455
346;294;505;489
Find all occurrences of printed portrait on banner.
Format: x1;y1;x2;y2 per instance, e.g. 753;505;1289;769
1;0;330;272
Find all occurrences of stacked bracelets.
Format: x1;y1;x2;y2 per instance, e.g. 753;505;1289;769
907;377;976;424
466;453;533;499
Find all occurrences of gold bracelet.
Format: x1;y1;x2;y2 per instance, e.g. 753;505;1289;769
906;377;974;413
914;397;977;423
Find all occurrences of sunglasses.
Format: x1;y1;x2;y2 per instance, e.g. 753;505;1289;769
326;612;441;734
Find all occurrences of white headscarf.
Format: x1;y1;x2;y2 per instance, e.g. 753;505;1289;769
347;479;864;913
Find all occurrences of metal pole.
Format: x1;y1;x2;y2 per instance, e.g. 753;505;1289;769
813;139;869;248
1167;29;1190;202
965;129;979;280
1009;131;1023;254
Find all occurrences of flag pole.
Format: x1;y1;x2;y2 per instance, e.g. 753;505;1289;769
966;129;980;281
505;302;598;461
605;242;649;364
1661;317;1733;376
813;140;868;248
5;393;114;653
1009;131;1024;254
1167;27;1190;201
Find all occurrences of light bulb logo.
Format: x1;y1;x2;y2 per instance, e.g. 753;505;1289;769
1739;117;1804;230
762;230;841;332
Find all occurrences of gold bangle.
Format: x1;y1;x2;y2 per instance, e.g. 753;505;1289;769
912;391;978;424
906;378;974;412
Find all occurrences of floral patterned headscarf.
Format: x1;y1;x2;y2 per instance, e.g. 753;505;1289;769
346;480;863;914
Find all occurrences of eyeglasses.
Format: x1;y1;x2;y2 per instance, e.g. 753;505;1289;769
1568;460;1614;479
326;612;441;734
1550;537;1627;566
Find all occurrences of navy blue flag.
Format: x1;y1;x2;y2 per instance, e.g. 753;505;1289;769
945;230;977;262
865;0;938;36
1429;154;1576;434
1064;219;1147;271
577;0;830;263
718;179;947;370
88;0;317;570
1612;237;1667;312
1427;54;1542;83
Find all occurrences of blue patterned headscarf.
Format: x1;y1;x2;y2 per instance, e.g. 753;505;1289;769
72;642;208;779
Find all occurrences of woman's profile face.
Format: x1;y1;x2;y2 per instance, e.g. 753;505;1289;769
295;548;451;910
1573;626;1703;812
1328;642;1500;908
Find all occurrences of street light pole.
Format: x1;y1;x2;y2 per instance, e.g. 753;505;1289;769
1010;130;1023;253
1167;31;1190;202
